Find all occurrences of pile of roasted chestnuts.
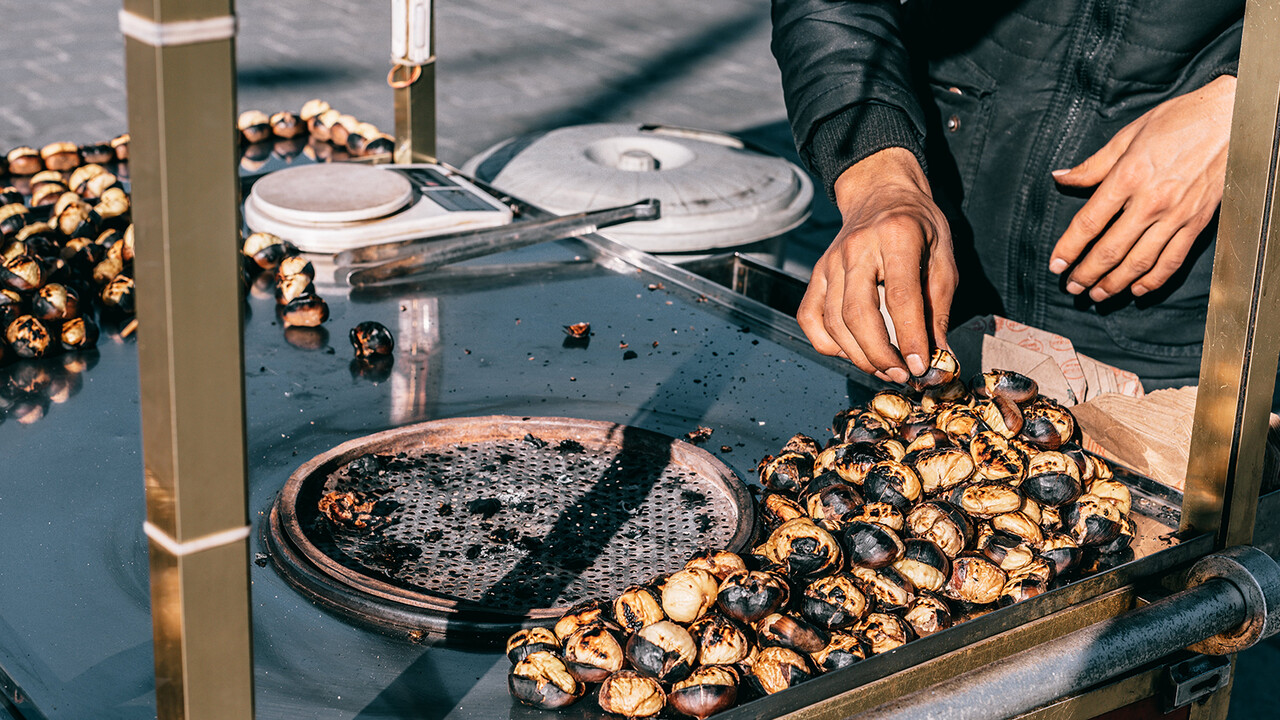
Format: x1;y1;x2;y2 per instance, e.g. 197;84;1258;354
506;349;1137;717
236;99;395;171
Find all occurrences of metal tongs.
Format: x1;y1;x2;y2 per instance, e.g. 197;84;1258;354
341;198;661;287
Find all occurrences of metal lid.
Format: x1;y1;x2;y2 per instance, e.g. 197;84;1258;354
249;163;414;224
462;123;813;253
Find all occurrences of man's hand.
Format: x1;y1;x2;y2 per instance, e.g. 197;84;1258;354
1050;75;1236;301
797;147;957;384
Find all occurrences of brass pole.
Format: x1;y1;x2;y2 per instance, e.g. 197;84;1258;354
392;1;437;163
122;0;255;717
1182;0;1280;547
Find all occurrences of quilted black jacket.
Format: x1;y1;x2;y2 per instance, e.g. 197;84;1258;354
772;0;1243;387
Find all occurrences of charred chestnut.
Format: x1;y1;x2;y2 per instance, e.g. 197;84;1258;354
688;612;754;666
1096;515;1136;555
317;490;378;528
509;651;584;710
1;254;43;292
814;441;890;485
598;669;666;717
893;539;951;593
971;369;1039;404
349;320;395;360
6;315;51;358
935;404;983;438
756;612;829;654
912;447;975;495
101;275;136;314
1063;494;1125;546
975;396;1024;438
991;511;1044;545
850;501;905;532
920;378;972;412
668;665;739;720
748;646;813;695
944;554;1007;605
686;549;747;582
758;451;813;493
782;433;823;460
613;584;665;632
810;632;867;672
760;493;807;529
903;593;953;637
969;430;1027;483
80;143;114;165
40;141;80;171
1023;452;1084;507
842;520;904;569
861;460;922;512
6;146;41;175
979;529;1037;572
801;572;868;630
60;316;98;351
1088;479;1132;516
1040;532;1082;576
238;110;273;144
1021;401;1076;450
280;294;329;328
554;599;611;641
805;482;865;532
900;411;940;442
838;410;894;443
275;273;315;306
30;284;77;325
242;232;297;270
659;568;721;624
906;500;972;557
849;565;915;612
759;518;843;579
625;620;697;684
798;471;849;502
563;625;626;683
870;389;914;424
365;133;396;156
0;288;24;326
854;612;913;655
506;626;560;664
717;570;790;625
300;98;331;124
998;576;1048;607
270;111;307;139
907;348;960;391
950;481;1024;520
111;133;130;161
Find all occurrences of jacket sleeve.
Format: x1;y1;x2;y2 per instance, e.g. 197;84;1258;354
1184;16;1242;85
771;0;929;200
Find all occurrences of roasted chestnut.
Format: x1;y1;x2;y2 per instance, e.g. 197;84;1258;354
613;584;665;632
6;315;50;358
40;141;81;171
969;430;1027;483
275;272;315;306
903;592;953;637
688;612;754;666
280;294;329;328
842;520;904;569
6;146;42;175
1088;478;1132;516
1063;494;1125;547
1021;400;1076;450
975;396;1024;438
668;665;739;720
810;632;868;672
509;651;584;710
237;110;273;144
870;389;914;424
348;320;396;360
94;187;131;223
854;612;913;655
998;576;1048;607
850;501;905;532
270;111;307;139
920;378;972;412
782;433;823;460
756;612;829;654
907;348;960;391
849;565;915;611
861;460;922;512
364;133;396;156
101;275;136;314
659;568;720;624
991;511;1043;545
971;369;1039;404
60;316;99;351
317;490;378;528
80;143;114;165
1096;515;1136;555
893;539;951;593
30;283;77;324
900;411;940;442
876;437;907;461
806;483;865;532
1023;453;1084;507
625;620;697;684
563;624;626;683
801;572;868;630
686;549;747;582
554;599;611;641
935;404;983;438
717;570;790;625
748;646;813;695
814;441;890;485
1;254;43;292
598;669;666;717
300;98;331;123
944;554;1006;605
506;626;560;664
1040;532;1082;576
838;410;894;443
913;447;975;495
760;493;806;529
798;470;849;501
0;288;25;326
242;231;296;270
906;500;972;557
758;451;813;493
758;518;842;579
950;481;1024;520
979;529;1037;572
111;133;130;161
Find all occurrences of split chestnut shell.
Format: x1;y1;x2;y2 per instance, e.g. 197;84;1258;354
716;570;790;625
748;646;813;695
685;548;748;582
854;612;913;655
562;625;626;683
598;669;666;718
625;620;697;684
905;500;972;557
659;568;721;624
907;347;960;391
1063;494;1126;547
801;572;869;630
688;613;754;666
758;518;843;579
972;369;1039;405
861;460;922;512
944;554;1007;605
810;632;868;672
842;520;905;569
505;626;560;664
508;651;583;710
756;612;830;654
758;451;813;493
554;599;610;641
893;539;952;593
903;593;953;637
613;584;665;632
668;665;739;720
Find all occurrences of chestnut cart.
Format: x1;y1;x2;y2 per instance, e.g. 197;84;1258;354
3;1;1280;719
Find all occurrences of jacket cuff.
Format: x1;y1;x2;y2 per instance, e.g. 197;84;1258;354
803;103;927;202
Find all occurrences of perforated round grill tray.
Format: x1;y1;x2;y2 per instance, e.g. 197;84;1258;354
267;415;755;640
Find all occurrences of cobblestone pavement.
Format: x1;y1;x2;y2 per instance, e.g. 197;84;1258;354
1;2;1275;717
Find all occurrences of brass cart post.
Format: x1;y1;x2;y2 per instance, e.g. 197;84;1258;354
391;0;438;162
121;0;255;717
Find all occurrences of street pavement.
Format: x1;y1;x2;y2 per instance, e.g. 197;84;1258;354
1;1;1277;717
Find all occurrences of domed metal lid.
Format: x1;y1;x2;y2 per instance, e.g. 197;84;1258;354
462;123;812;253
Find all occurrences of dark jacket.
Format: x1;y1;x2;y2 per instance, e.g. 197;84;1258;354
772;0;1243;388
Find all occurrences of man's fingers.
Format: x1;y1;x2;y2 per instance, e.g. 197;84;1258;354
1065;208;1153;297
1087;220;1176;300
842;267;908;382
881;235;930;377
926;249;958;349
1131;225;1201;297
1050;184;1128;274
797;270;842;356
1051;125;1136;188
822;267;881;377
